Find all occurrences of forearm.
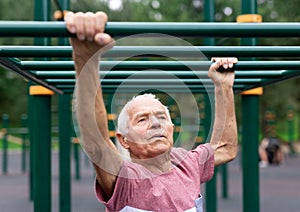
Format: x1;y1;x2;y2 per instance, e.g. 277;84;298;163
74;55;118;154
74;54;122;181
210;84;238;166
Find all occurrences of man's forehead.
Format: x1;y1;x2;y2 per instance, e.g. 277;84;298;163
128;97;165;116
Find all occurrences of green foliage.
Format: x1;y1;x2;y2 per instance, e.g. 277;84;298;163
0;68;28;124
0;0;33;20
0;139;22;149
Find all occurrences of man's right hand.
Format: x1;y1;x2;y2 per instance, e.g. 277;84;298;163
64;11;114;61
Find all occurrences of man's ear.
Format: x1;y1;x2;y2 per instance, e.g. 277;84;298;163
116;132;129;149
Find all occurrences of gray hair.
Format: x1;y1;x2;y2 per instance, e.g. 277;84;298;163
117;93;172;135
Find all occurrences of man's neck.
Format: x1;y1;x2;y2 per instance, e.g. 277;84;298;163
131;151;173;174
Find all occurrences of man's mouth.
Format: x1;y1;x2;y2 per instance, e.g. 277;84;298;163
149;134;166;140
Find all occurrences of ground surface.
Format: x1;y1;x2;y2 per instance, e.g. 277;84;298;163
0;149;299;212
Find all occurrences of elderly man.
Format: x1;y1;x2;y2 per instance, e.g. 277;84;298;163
65;11;238;212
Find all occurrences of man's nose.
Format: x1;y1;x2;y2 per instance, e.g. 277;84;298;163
149;116;161;128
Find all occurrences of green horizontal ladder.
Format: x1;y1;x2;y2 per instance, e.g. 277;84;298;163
1;57;299;94
0;21;300;37
31;70;296;79
8;59;300;71
1;46;300;57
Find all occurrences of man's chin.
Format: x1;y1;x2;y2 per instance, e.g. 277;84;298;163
151;140;172;153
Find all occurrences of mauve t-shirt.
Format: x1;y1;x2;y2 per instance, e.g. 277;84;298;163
95;143;214;212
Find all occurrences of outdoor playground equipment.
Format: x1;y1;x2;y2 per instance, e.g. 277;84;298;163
0;0;299;212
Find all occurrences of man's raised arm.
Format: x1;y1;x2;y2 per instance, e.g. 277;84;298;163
208;58;238;166
65;11;122;200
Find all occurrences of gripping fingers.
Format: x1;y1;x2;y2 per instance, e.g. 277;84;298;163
64;11;109;43
84;12;96;41
211;57;238;71
95;11;108;34
83;12;108;42
228;58;238;68
74;12;86;40
64;12;76;34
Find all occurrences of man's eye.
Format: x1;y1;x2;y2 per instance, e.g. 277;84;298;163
138;118;146;123
159;116;166;120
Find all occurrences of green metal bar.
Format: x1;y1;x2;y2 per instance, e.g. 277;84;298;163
31;70;294;79
203;1;217;211
44;78;262;84
34;0;51;46
287;105;296;155
241;1;260;212
2;46;300;58
106;94;116;141
57;0;70;46
21;114;28;173
43;77;300;93
253;70;300;88
221;164;228;199
57;1;71;211
241;95;260;212
1;21;300;37
31;94;52;212
73;142;81;180
2;114;9;175
0;58;62;94
28;83;34;201
59;87;220;94
46;83;251;93
59;94;71;212
242;0;257;14
55;83;246;88
44;78;261;93
17;60;300;71
204;91;216;211
0;46;72;57
33;1;52;211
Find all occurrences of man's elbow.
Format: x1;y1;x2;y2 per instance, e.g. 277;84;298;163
225;131;238;162
225;144;238;162
215;141;238;166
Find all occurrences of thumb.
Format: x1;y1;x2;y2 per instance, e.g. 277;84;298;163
210;60;221;71
94;33;114;47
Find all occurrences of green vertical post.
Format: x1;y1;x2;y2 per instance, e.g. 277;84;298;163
21;114;28;173
30;85;53;212
2;114;9;175
241;93;261;212
221;164;228;199
204;92;217;212
34;0;51;46
30;0;51;202
28;83;34;201
287;105;295;155
57;1;71;211
168;95;180;145
204;0;215;46
73;140;81;180
107;94;116;141
203;1;217;212
59;94;71;212
239;1;261;212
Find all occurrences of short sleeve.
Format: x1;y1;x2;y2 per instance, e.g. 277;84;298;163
94;162;132;212
191;143;215;183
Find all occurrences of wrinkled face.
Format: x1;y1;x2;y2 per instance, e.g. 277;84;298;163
124;97;174;159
